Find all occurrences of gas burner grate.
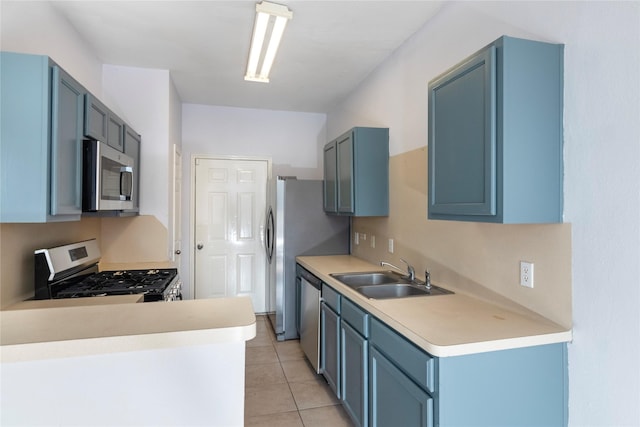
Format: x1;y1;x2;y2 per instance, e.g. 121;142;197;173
54;269;178;299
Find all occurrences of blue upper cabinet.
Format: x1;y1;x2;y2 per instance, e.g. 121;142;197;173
428;36;564;223
323;127;389;216
323;141;338;213
1;52;85;222
84;93;125;152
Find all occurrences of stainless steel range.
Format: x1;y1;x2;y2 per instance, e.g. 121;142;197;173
34;239;182;302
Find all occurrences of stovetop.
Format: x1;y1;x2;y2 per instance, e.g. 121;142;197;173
54;269;178;299
34;240;182;302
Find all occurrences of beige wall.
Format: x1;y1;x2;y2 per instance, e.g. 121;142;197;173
351;148;572;328
0;218;101;308
100;216;169;263
0;216;168;309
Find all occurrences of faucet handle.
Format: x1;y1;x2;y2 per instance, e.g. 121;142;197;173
425;270;431;290
400;258;415;281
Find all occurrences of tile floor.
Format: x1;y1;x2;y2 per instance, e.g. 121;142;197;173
245;315;353;427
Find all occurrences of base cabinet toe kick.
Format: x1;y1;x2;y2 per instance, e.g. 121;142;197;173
298;264;568;427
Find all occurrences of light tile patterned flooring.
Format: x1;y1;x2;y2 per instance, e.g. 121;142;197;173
245;315;353;427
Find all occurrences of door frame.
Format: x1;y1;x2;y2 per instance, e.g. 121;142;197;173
171;144;182;264
189;154;272;301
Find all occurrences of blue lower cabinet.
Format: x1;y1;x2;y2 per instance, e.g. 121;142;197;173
320;302;340;397
341;320;368;427
370;346;433;427
318;290;567;427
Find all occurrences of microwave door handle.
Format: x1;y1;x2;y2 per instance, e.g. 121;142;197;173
120;166;133;200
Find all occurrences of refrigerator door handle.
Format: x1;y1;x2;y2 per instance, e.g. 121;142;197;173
265;207;275;263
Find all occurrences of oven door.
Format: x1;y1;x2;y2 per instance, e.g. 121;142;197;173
83;140;134;211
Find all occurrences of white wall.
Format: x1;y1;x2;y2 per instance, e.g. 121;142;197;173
0;0;102;94
180;104;326;298
102;65;175;232
328;2;640;425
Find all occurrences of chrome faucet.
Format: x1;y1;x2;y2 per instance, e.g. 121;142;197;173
380;258;415;281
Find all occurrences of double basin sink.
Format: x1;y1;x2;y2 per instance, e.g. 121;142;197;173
330;271;453;300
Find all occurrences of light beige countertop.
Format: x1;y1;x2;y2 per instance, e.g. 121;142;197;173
297;255;572;357
1;297;256;363
5;294;144;310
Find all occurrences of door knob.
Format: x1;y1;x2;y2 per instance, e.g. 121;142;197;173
175;250;181;255
197;244;204;250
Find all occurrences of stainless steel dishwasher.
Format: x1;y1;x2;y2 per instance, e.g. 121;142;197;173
298;267;322;373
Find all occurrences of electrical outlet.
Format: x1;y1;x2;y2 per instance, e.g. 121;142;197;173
371;235;376;248
388;238;394;253
520;261;534;288
354;232;359;245
361;233;367;241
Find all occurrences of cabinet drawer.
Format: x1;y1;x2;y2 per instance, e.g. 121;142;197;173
322;284;341;314
341;298;369;338
370;318;435;393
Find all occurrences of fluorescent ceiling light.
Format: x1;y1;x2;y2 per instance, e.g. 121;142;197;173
245;1;293;83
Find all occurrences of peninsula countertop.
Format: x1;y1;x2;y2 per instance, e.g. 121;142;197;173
1;297;256;363
297;255;571;357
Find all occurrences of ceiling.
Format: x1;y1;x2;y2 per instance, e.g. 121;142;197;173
50;1;444;113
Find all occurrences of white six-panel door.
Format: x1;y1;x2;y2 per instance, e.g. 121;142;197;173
193;158;268;313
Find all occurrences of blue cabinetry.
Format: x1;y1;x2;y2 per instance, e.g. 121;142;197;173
123;125;141;212
320;284;341;397
1;52;85;222
323;127;389;216
370;346;433;427
84;93;125;152
341;299;369;427
370;318;434;427
370;317;567;427
316;281;567;426
323;142;338;213
428;36;564;223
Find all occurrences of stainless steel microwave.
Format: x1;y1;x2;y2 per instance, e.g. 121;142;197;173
83;140;134;211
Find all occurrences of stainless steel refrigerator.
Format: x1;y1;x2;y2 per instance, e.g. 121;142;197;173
265;176;350;341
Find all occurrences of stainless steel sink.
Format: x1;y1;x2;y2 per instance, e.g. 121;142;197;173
357;283;451;299
330;271;406;288
330;271;453;299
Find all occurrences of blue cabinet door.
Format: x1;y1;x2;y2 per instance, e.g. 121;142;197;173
336;133;354;214
323;127;389;216
428;36;563;223
84;93;108;142
84;93;125;152
320;302;340;397
107;112;125;152
50;65;85;216
429;46;496;217
123;125;141;212
341;320;368;427
370;346;433;427
0;52;84;222
323;141;338;213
